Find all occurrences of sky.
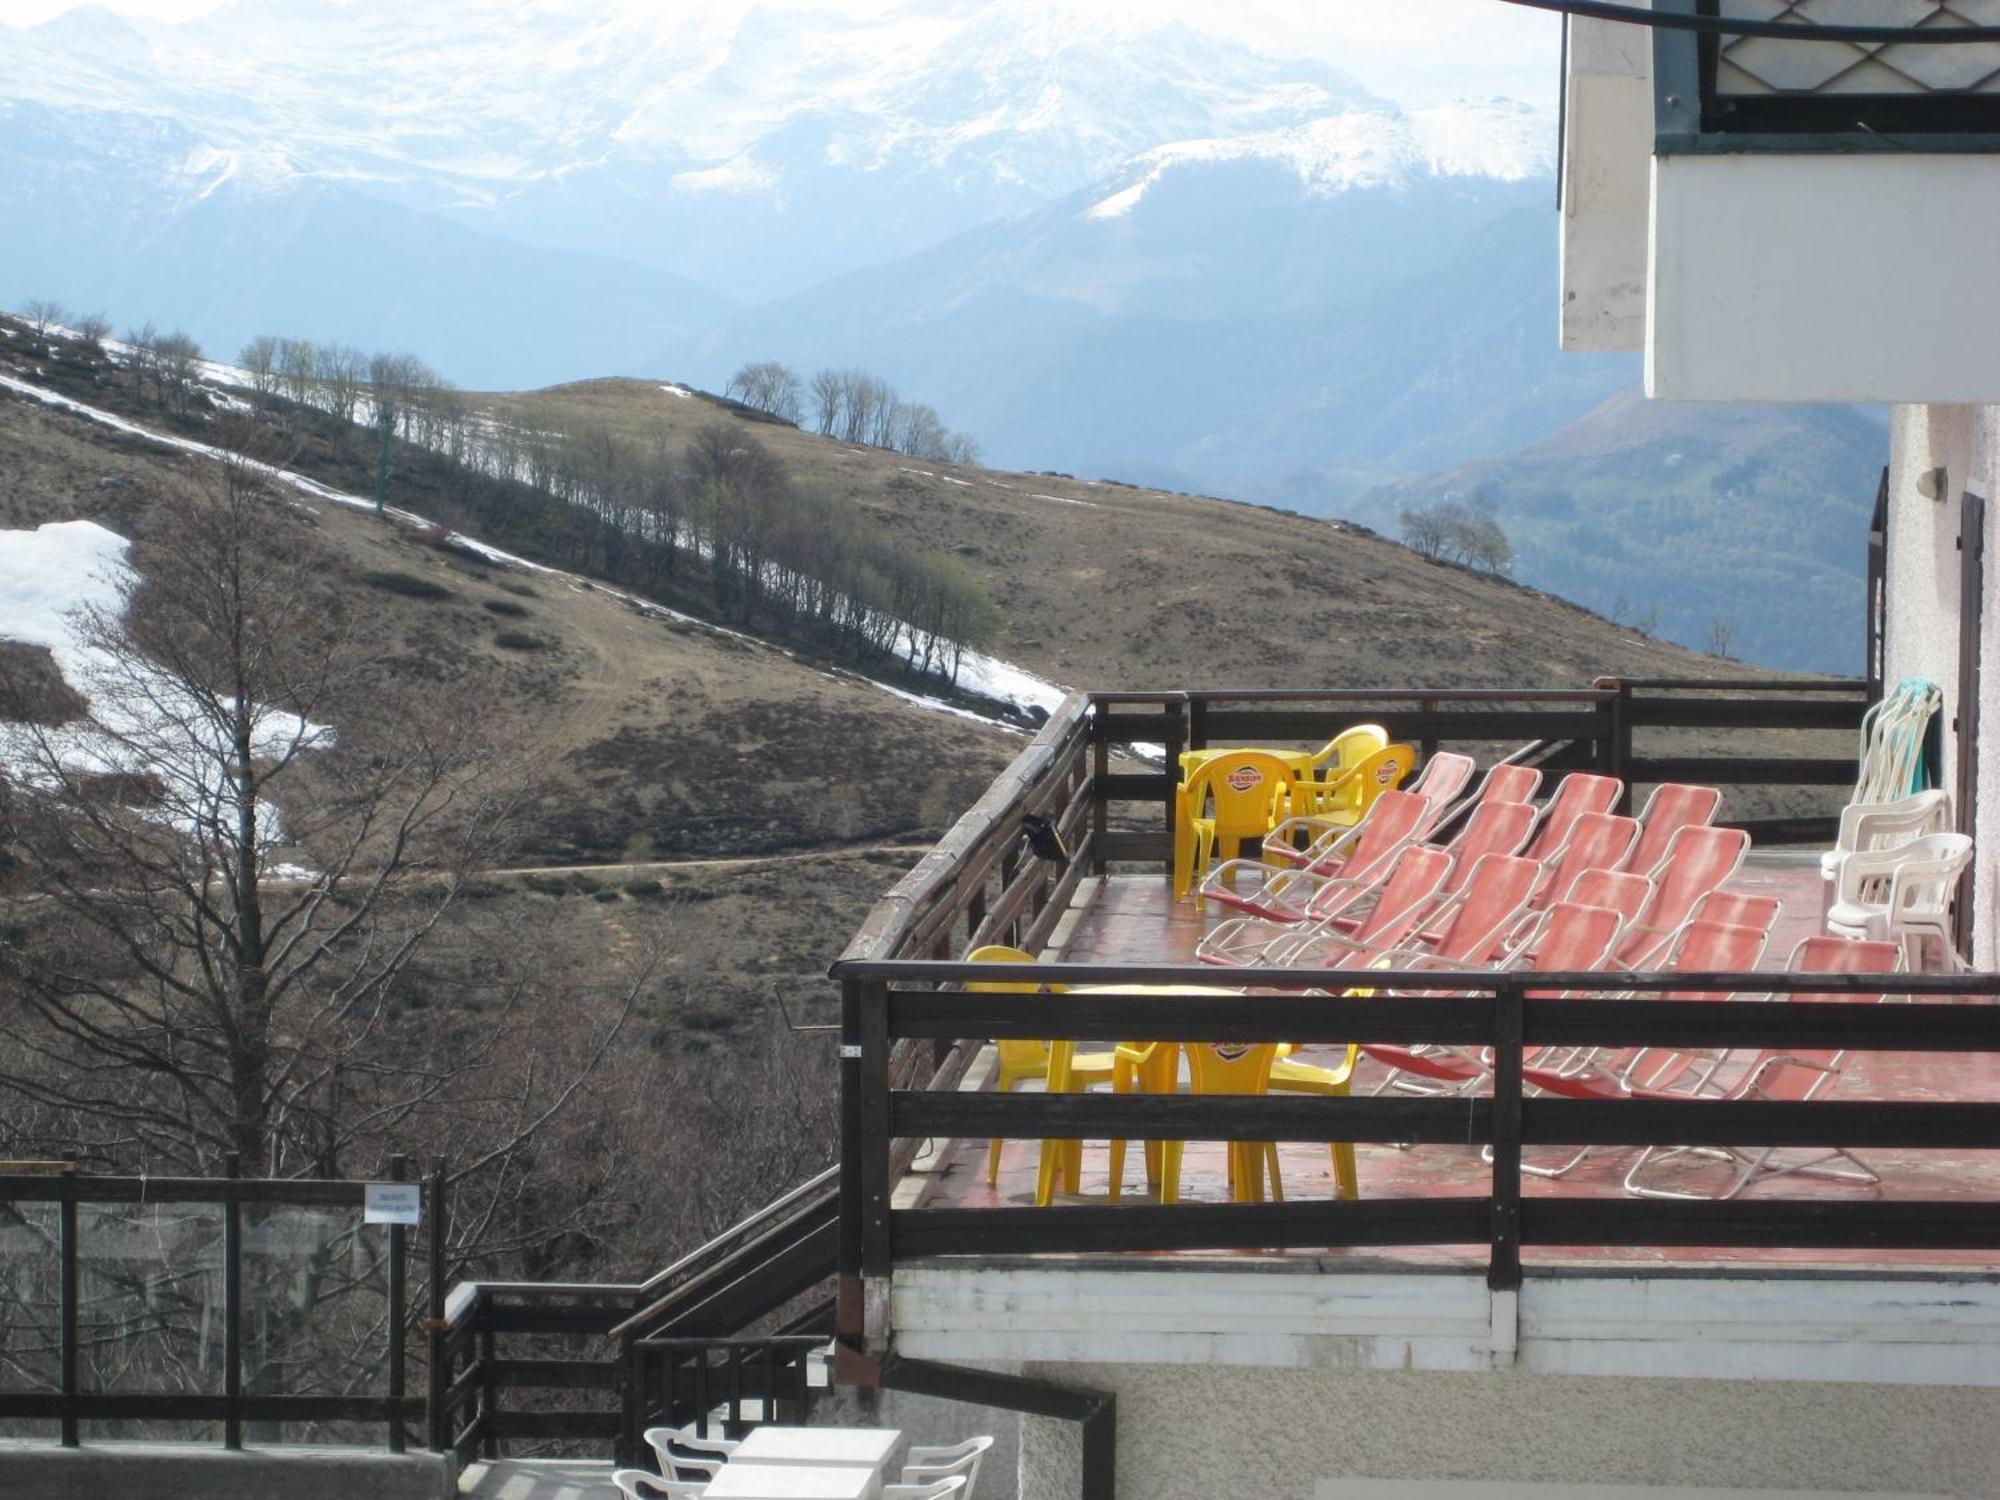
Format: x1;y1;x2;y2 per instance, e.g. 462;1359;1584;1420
0;0;1561;108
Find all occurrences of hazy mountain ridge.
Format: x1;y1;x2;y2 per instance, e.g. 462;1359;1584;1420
674;105;1627;498
0;0;1379;298
1355;391;1886;673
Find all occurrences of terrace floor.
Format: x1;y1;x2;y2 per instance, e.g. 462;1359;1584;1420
904;854;2000;1274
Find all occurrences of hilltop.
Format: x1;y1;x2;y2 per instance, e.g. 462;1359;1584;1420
473;376;1728;697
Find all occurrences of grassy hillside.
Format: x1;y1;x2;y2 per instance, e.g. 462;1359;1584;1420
1353;390;1885;673
476;377;1743;696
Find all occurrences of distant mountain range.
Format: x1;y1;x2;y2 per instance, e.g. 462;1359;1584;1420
1355;391;1887;674
2;0;1880;673
680;99;1635;498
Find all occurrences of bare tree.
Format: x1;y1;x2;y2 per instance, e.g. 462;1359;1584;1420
239;335;281;397
22;298;66;341
122;323;161;402
809;367;843;435
155;330;203;415
278;338;318;409
1704;617;1738;659
0;451;536;1175
73;312;111;354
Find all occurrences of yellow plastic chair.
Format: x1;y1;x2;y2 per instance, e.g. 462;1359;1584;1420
1277;724;1390;819
1105;1040;1181;1203
1267;1043;1361;1199
1159;1043;1283;1204
1282;743;1415;830
967;945;1112;1188
1175;749;1296;899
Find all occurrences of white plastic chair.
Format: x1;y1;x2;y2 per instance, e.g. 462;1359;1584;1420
645;1423;734;1481
1819;789;1952;908
1825;830;1972;972
614;1471;708;1499
902;1435;994;1497
884;1479;969;1500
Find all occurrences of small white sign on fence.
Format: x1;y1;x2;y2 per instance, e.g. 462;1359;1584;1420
364;1182;422;1227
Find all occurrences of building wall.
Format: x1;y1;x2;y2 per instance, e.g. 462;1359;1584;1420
1884;403;2000;964
1014;1362;2000;1500
1559;12;1652;353
1649;156;2000;403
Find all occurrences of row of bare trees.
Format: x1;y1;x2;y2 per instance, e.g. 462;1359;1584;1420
1400;498;1515;575
219;334;1000;684
727;359;979;465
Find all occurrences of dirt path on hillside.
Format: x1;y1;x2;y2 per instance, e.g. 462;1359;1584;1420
484;838;934;881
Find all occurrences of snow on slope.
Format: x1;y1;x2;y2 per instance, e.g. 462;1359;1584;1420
0;518;328;848
1082;99;1552;220
0;373;1059;730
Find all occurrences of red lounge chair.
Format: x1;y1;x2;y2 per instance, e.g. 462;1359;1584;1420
1623;935;1902;1200
1522;772;1623;864
1528;811;1641;910
1626;782;1724;877
1197;789;1432;927
1613;824;1751;969
1517;916;1773;1177
1360;901;1624;1094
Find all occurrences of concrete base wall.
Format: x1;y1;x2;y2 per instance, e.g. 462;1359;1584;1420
0;1440;454;1500
1015;1363;2000;1500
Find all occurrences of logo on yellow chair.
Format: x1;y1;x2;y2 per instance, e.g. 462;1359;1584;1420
1376;761;1399;785
1225;766;1264;792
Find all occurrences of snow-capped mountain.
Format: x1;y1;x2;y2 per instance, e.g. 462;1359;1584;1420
0;0;1378;299
675;98;1622;501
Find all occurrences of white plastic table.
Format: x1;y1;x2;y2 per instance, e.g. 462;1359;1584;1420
729;1426;900;1474
699;1462;882;1499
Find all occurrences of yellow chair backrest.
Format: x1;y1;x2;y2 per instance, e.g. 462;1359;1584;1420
1313;724;1389;775
967;944;1061;1074
1346;743;1416;811
1182;749;1294;838
1186;1041;1277;1095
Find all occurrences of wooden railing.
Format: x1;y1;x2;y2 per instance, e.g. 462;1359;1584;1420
0;1160;436;1451
832;960;2000;1317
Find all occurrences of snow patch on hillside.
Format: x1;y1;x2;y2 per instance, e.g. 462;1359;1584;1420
0;519;329;849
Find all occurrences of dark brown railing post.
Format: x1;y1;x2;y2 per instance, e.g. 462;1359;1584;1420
1594;678;1632;812
425;1160;449;1452
1162;697;1188;882
386;1153;408;1454
1089;701;1110;877
1417;697;1439;765
858;979;894;1316
223;1152;242;1451
1488;984;1523;1294
58;1190;78;1448
619;1338;643;1468
836;976;866;1357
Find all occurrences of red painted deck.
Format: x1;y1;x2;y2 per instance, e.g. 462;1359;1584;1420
906;855;2000;1273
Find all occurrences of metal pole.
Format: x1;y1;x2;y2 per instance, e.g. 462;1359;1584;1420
1488;985;1524;1293
386;1153;408;1454
59;1194;79;1448
426;1161;449;1452
223;1153;242;1450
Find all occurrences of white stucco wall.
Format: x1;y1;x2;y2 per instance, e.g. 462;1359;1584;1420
1884;403;2000;964
1649;156;2000;403
1014;1362;2000;1500
1559;13;1652;353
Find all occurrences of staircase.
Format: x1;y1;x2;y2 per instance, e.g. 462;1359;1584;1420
434;1168;840;1468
